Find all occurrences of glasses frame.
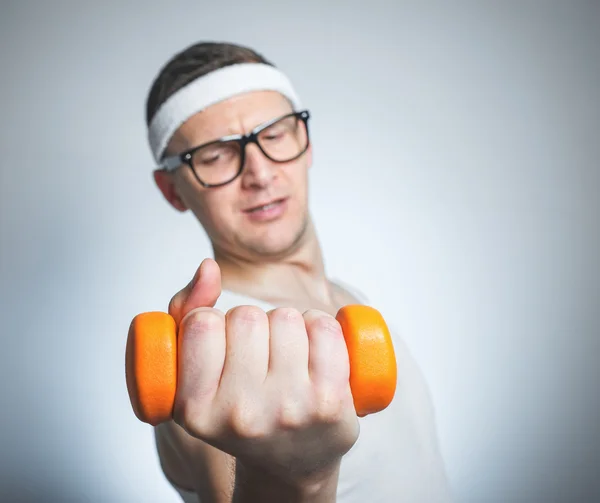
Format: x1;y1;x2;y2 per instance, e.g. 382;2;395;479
159;110;311;188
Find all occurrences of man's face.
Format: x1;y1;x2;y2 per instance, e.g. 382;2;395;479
155;90;312;261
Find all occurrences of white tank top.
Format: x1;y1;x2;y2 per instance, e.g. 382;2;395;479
169;285;454;502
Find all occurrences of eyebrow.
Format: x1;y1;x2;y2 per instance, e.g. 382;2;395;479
186;109;293;148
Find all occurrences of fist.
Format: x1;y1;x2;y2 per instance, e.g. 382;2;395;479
169;260;359;483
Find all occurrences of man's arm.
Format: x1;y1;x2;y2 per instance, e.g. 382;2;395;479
155;420;235;502
155;420;340;503
149;259;353;503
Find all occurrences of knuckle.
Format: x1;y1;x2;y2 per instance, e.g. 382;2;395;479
312;386;345;423
277;397;307;429
269;307;303;325
172;399;208;434
227;305;266;326
229;402;267;439
306;312;343;337
182;308;224;335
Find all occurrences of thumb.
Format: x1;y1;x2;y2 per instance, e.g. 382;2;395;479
168;258;222;326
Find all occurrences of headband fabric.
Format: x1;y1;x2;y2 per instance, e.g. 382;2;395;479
147;63;302;163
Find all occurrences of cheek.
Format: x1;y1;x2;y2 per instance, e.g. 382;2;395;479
198;191;238;229
284;158;309;185
287;163;309;202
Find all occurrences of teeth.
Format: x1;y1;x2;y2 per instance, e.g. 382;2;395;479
251;202;277;212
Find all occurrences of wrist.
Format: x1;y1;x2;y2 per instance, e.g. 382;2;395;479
233;458;341;503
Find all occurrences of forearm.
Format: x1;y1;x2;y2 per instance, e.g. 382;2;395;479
158;421;340;503
232;460;340;503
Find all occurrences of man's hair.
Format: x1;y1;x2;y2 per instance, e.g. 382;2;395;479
145;41;274;126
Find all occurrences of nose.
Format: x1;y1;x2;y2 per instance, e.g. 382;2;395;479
240;142;277;189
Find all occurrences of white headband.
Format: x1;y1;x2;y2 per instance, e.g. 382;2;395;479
148;62;303;163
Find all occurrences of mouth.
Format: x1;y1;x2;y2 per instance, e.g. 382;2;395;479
243;198;287;213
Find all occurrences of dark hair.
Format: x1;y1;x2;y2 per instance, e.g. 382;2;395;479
145;41;274;126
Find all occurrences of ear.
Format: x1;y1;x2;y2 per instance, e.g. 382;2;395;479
153;169;188;212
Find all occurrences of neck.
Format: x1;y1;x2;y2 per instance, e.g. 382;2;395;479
212;218;334;306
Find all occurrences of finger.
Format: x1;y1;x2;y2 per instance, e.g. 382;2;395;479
266;308;310;383
169;258;222;325
303;309;350;396
174;307;226;434
219;306;270;393
304;310;358;444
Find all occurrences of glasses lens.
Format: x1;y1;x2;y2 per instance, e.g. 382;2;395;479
191;140;242;186
257;115;308;162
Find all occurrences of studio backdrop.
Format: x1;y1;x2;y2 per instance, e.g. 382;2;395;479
1;1;598;502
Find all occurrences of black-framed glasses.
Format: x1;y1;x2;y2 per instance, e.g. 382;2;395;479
159;110;311;188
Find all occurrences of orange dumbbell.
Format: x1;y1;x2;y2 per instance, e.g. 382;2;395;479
125;305;397;426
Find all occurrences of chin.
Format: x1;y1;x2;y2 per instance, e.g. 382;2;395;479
248;235;301;258
247;218;308;258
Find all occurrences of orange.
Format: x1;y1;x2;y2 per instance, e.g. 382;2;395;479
125;311;177;426
125;305;397;425
336;305;397;417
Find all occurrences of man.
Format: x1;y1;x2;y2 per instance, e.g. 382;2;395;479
144;41;453;502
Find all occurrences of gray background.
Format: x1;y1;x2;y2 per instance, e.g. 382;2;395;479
1;1;598;502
